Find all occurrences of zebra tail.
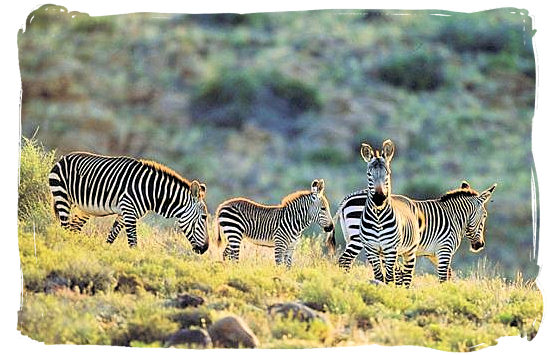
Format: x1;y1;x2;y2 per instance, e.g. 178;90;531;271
326;205;343;255
325;230;336;255
214;215;222;248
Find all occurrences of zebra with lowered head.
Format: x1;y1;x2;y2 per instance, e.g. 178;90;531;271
331;180;497;282
49;152;209;252
215;179;334;267
339;140;423;287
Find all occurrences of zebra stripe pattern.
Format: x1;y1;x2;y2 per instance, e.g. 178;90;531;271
331;180;497;282
350;140;422;287
49;152;209;252
215;179;334;267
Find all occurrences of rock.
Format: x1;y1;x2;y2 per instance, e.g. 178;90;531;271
165;329;212;348
301;301;326;312
208;316;259;348
175;293;205;308
171;309;212;328
227;278;251;292
268;302;325;323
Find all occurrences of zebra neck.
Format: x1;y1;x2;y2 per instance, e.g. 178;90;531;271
154;182;190;219
366;194;392;214
282;196;314;231
440;197;473;230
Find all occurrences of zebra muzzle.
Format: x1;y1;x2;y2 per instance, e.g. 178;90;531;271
372;191;387;207
192;243;209;255
471;241;485;252
324;224;334;233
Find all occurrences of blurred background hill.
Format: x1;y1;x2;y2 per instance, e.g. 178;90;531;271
18;5;537;277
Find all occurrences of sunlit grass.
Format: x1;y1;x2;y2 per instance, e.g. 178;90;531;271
17;216;543;350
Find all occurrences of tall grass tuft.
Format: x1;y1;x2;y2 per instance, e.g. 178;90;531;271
18;135;57;231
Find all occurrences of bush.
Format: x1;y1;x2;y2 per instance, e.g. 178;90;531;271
24;4;70;31
270;315;331;342
436;14;533;56
190;69;321;131
18;136;56;229
70;14;116;34
377;49;445;91
191;70;259;128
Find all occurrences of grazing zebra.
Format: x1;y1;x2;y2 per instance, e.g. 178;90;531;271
215;179;334;267
49;152;209;252
340;140;423;287
330;181;497;282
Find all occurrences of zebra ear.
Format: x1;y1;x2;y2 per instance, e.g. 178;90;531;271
360;143;374;163
311;179;320;193
382;139;395;162
480;183;497;203
317;179;325;193
199;183;207;199
461;180;470;189
190;180;201;199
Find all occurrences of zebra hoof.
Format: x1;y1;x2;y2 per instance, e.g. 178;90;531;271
369;279;384;286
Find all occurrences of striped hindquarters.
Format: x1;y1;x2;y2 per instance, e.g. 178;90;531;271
49;152;143;221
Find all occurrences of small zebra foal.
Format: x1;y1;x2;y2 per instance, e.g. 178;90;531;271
49;152;209;252
215;179;334;267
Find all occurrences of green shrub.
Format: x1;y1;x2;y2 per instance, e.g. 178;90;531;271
112;300;180;346
191;70;259;128
18;136;56;230
376;49;445;91
270;314;331;342
18;293;113;345
190;69;321;129
70;14;116;34
269;71;322;115
24;4;70;31
437;17;531;56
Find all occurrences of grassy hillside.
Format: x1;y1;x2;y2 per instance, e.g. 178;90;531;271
18;6;537;278
17;139;542;350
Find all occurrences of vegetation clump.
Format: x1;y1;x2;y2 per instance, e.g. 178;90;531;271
376;49;445;91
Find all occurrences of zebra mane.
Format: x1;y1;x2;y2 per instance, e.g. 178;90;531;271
439;187;480;202
139;159;191;188
281;190;312;206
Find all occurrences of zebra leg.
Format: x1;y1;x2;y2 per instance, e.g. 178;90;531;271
399;251;417;288
274;238;287;266
49;171;71;228
338;233;362;271
284;241;297;268
222;230;242;261
106;215;125;244
436;248;453;282
382;248;398;284
52;196;71;229
122;214;139;248
119;198;142;247
394;259;404;286
364;245;384;282
68;209;90;232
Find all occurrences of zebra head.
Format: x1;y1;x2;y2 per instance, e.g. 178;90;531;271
309;179;334;233
361;139;394;208
178;180;209;254
464;182;497;253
